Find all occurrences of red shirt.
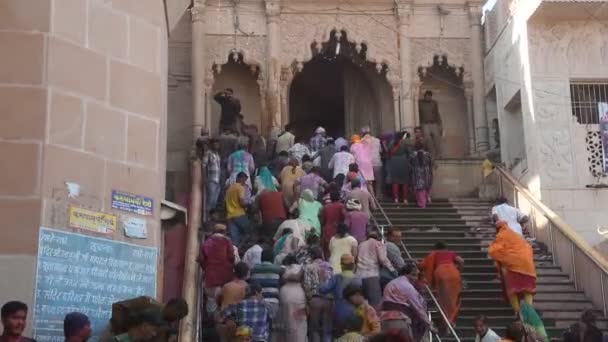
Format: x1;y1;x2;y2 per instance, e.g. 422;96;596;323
199;234;235;287
258;191;287;222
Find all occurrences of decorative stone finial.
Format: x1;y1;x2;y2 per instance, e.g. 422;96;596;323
190;4;205;22
265;0;281;20
396;1;412;26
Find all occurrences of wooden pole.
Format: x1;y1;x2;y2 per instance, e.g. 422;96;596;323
179;158;202;342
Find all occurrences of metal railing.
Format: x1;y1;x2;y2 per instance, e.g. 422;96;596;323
495;166;608;316
370;194;459;342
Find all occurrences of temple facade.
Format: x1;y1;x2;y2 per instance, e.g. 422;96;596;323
167;0;490;184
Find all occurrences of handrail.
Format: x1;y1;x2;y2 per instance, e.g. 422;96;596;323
370;194;461;342
495;167;608;273
495;166;608;316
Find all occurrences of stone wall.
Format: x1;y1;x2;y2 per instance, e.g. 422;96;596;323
0;0;167;333
485;1;608;259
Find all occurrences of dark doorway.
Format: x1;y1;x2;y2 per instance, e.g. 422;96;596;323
289;57;346;138
288;30;394;140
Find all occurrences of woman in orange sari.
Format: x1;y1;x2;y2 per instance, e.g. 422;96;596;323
420;242;464;326
488;220;537;314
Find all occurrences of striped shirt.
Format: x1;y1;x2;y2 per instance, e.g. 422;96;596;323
249;262;283;305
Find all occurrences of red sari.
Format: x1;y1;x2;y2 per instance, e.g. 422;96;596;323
321;202;345;256
421;250;462;324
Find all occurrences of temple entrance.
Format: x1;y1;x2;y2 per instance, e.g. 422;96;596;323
288;30;394;139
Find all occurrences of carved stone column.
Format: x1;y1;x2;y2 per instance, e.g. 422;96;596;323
464;85;476;156
279;67;293;128
392;85;401;130
191;1;207;139
397;1;415;131
265;0;282;133
468;3;489;152
412;78;422;127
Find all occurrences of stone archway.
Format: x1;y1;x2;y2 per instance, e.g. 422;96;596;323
286;30;395;138
208;52;265;134
417;55;470;158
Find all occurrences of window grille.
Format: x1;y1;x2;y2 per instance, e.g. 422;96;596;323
570;82;608;124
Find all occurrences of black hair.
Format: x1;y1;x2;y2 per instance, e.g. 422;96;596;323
330;191;341;202
351;179;361;189
342;283;364;300
163;298;189;321
306;233;320;246
310;166;321;175
236;172;248;180
434;242;446;250
281;228;293;236
282;255;298;266
327;139;335;145
285;124;292;131
310;246;324;260
1;301;28;319
424;90;433;96
348;163;359;172
337;223;349;238
504;321;525;341
278;150;289;157
398;261;418;276
246;283;263;298
495;197;508;205
581;310;597;324
340;145;349;152
234;262;250;279
302;154;312;162
261;247;274;262
474;315;488;325
342;314;364;333
386;227;399;237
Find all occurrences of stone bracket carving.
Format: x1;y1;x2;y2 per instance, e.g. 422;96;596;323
278;14;400;80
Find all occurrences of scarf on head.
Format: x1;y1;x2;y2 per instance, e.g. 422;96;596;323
258;166;276;191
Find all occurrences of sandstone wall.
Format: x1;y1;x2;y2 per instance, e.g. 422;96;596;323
0;0;168;333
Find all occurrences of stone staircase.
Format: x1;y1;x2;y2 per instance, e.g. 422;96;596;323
373;198;607;341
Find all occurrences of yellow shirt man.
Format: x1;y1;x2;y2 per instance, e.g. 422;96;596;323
225;183;246;219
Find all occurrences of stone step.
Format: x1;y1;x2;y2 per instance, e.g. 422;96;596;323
453;279;575;290
376;218;468;224
458;289;583;300
452;326;567;339
377;212;465;218
462;266;563;275
405;243;487;251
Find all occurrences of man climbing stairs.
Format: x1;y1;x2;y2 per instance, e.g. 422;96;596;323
373;198;607;341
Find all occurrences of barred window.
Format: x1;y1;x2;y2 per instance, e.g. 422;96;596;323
570;82;608;124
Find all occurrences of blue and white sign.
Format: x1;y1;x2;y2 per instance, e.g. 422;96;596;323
111;190;154;216
33;227;158;342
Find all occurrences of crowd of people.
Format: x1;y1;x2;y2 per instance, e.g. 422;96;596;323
193;109;591;342
1;297;189;342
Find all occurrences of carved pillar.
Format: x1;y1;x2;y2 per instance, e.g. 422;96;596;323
412;78;422;127
265;0;282;133
191;1;207;139
464;84;476;156
392;85;401;130
204;71;214;132
279;67;293;128
397;1;415;131
468;3;489;152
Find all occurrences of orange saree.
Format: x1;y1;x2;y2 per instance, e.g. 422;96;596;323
421;250;462;324
488;222;537;298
